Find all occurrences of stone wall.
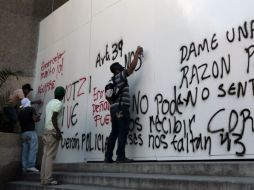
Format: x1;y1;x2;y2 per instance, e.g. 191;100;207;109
0;0;68;188
0;0;68;94
0;0;39;76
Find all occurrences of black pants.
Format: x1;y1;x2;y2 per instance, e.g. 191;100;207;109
105;106;130;160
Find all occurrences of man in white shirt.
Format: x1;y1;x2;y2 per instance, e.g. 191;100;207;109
40;86;65;185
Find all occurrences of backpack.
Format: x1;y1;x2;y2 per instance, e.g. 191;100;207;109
105;77;127;104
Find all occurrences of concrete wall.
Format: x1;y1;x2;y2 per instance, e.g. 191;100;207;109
0;0;68;95
0;0;68;188
1;0;40;76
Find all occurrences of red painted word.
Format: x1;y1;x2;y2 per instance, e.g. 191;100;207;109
93;87;104;101
92;87;111;127
94;114;111;127
40;51;65;79
92;100;110;115
37;80;55;95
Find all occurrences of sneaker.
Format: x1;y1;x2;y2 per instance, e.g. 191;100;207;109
116;158;133;163
26;167;39;172
104;158;114;163
22;168;27;173
42;179;60;186
41;180;46;185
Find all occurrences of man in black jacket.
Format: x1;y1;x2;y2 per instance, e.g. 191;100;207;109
18;98;40;172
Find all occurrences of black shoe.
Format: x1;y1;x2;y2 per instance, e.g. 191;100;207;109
116;158;133;163
104;159;114;163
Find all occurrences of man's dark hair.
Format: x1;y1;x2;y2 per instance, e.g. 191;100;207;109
110;62;124;74
22;84;33;91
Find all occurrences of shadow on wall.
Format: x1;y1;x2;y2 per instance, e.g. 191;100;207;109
33;0;69;19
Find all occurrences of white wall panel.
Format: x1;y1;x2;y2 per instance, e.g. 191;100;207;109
34;0;254;162
92;0;121;16
38;0;91;52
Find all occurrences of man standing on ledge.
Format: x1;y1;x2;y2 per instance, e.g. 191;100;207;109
41;86;65;185
105;46;143;163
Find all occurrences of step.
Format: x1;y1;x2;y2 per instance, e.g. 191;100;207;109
7;181;133;190
19;171;254;190
54;161;254;177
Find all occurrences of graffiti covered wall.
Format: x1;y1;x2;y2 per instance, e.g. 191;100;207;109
33;0;254;162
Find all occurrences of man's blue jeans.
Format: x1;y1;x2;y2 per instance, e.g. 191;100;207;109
105;106;130;160
21;131;38;171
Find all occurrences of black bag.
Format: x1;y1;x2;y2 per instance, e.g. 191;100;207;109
105;77;126;104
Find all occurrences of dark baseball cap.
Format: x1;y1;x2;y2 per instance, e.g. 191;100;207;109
54;86;65;97
22;83;33;91
110;62;124;74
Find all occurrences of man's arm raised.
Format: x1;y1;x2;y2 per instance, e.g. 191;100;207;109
127;46;143;76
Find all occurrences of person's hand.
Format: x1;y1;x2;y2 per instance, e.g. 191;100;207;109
135;46;143;56
55;131;62;141
33;114;41;122
36;113;41;122
31;99;43;105
35;99;43;105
